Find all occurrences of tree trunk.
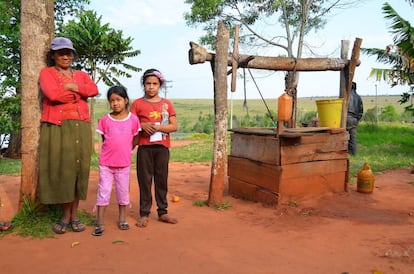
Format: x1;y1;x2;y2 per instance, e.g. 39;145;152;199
5;131;21;159
19;0;54;209
208;21;229;206
284;71;298;128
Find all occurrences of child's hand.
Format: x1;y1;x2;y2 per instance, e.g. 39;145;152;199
141;122;157;135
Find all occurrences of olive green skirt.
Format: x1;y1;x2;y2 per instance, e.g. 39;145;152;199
39;120;92;204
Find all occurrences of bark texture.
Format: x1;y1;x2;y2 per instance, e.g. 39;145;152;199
20;0;54;209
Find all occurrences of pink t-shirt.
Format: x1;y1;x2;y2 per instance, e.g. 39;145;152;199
97;112;141;167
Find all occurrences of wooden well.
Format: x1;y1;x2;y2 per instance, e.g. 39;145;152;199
228;127;349;206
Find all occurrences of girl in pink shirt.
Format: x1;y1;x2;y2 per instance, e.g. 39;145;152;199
92;86;141;236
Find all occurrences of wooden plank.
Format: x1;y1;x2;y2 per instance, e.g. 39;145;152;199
280;131;349;147
300;131;348;145
283;127;330;133
280;159;348;180
229;127;276;136
281;131;348;146
279;132;309;138
280;131;348;164
228;156;280;192
278;171;346;202
281;138;348;164
229;177;279;207
230;133;280;165
281;150;348;165
189;41;358;71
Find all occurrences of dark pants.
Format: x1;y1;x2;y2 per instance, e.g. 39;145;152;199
136;145;170;217
346;116;359;155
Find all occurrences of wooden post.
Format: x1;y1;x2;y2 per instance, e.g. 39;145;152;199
20;0;54;209
347;38;363;92
339;40;350;99
341;38;363;128
230;25;240;92
339;40;350;128
208;21;229;206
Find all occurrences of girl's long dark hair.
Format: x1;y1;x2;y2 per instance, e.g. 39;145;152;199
107;85;130;108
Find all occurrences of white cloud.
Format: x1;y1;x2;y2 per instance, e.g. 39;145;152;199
93;0;189;29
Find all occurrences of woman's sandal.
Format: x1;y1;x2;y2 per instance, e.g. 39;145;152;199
136;216;149;228
52;220;69;234
70;220;86;232
118;221;130;230
91;225;104;236
158;214;178;224
0;221;14;232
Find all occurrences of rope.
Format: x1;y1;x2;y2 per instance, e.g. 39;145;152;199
243;68;249;115
247;68;277;127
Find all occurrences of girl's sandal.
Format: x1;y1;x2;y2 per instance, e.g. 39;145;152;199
91;225;104;236
118;221;130;230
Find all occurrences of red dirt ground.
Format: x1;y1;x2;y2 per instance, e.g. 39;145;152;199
1;140;414;274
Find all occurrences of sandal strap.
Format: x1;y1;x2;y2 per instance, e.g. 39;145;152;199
70;220;86;232
52;220;69;234
118;221;130;230
91;225;104;236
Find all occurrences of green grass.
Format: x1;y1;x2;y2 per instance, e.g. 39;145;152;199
0;157;22;175
8;199;94;239
170;134;214;162
348;123;414;181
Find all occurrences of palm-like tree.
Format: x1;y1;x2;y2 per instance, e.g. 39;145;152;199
60;10;141;86
59;10;141;151
362;2;414;109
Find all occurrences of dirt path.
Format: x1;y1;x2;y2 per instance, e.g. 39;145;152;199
1;156;414;273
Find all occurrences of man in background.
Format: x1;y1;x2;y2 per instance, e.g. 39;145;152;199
347;82;364;155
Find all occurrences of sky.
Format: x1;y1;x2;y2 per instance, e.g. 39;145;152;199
88;0;414;100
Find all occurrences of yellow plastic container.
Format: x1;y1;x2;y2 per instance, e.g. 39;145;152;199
357;162;375;194
315;99;343;128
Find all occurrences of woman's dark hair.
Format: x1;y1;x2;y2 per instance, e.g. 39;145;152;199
141;68;165;87
46;49;78;67
107;85;130;108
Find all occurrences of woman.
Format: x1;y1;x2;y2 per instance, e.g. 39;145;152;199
39;37;98;234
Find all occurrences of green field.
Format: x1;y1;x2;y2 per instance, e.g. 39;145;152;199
92;95;407;131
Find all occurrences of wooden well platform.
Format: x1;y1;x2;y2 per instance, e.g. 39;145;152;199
228;127;349;206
